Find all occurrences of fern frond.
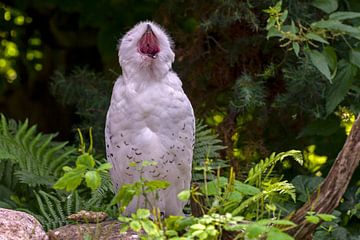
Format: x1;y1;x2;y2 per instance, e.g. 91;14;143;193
193;120;227;181
31;190;81;230
246;150;303;186
0;114;77;187
232;180;296;216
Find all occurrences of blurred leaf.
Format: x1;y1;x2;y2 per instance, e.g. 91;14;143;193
84;170;101;190
267;228;294;240
326;61;357;115
329;11;360;20
136;209;150;219
305;33;329;44
76;153;95;169
298;117;339;138
306;49;332;81
349;49;360;68
312;0;338;13
177;190;191;202
291;175;323;202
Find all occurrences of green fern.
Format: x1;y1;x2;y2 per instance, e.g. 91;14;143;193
0;114;77;187
193;120;227;181
246;150;303;187
20;190;83;230
232;180;296;216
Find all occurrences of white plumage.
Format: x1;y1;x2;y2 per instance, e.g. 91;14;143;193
105;21;195;216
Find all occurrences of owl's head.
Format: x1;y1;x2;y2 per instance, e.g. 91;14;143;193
118;21;175;78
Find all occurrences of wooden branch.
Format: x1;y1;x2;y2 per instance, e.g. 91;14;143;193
288;114;360;239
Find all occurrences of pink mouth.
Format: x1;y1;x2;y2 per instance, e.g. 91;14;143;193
138;24;160;58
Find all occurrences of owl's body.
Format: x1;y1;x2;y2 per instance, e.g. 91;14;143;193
105;21;194;216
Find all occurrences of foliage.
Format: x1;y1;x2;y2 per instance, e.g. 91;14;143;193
193;120;227;181
0;114;114;230
53;129;111;191
51;68;113;150
0;114;76;189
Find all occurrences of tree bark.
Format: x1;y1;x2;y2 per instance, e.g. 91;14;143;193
288;114;360;239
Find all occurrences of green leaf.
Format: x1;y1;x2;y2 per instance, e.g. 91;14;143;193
298;117;339;138
191;223;206;230
144;180;170;192
201;177;228;195
84;171;101;190
323;46;337;72
329;11;360;21
53;169;84;191
109;184;137;210
136;209;150;219
312;0;338;13
177;190;191;201
305;215;320;224
317;213;336;222
76;153;95;169
234;181;261;195
267;27;283;39
306;49;332;81
311;20;360;40
292;42;300;56
267;228;294;240
305;32;329;44
326;61;357;115
97;162;112;171
130;220;142;232
141;219;159;236
246;223;268;238
349;49;360;68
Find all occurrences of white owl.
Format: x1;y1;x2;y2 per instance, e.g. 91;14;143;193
105;21;195;216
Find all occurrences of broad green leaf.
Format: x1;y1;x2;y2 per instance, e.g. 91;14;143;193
246;223;268;238
84;171;101;190
190;223;206;230
306;49;332;81
317;213;337;222
329;11;360;21
311;20;360;40
323;46;337;71
97;162;112;171
234;181;261;195
141;219;159;236
130;220;142;232
267;228;294;240
312;0;338;13
145;180;170;192
136;209;150;219
177;190;191;201
267;27;283;39
305;215;320;224
305;32;329;44
53;169;84;191
291;175;323;202
76;153;95;168
349;49;360;68
109;184;137;208
326;61;357;115
201;177;228;196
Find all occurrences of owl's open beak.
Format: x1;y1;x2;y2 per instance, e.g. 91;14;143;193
138;24;160;58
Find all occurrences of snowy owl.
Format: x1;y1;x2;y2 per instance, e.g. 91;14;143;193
105;21;195;216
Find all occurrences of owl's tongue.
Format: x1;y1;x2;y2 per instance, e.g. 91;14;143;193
139;25;160;58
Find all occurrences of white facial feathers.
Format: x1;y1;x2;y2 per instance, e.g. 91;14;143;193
118;21;175;78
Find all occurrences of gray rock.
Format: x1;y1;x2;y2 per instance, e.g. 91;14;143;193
0;208;48;240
